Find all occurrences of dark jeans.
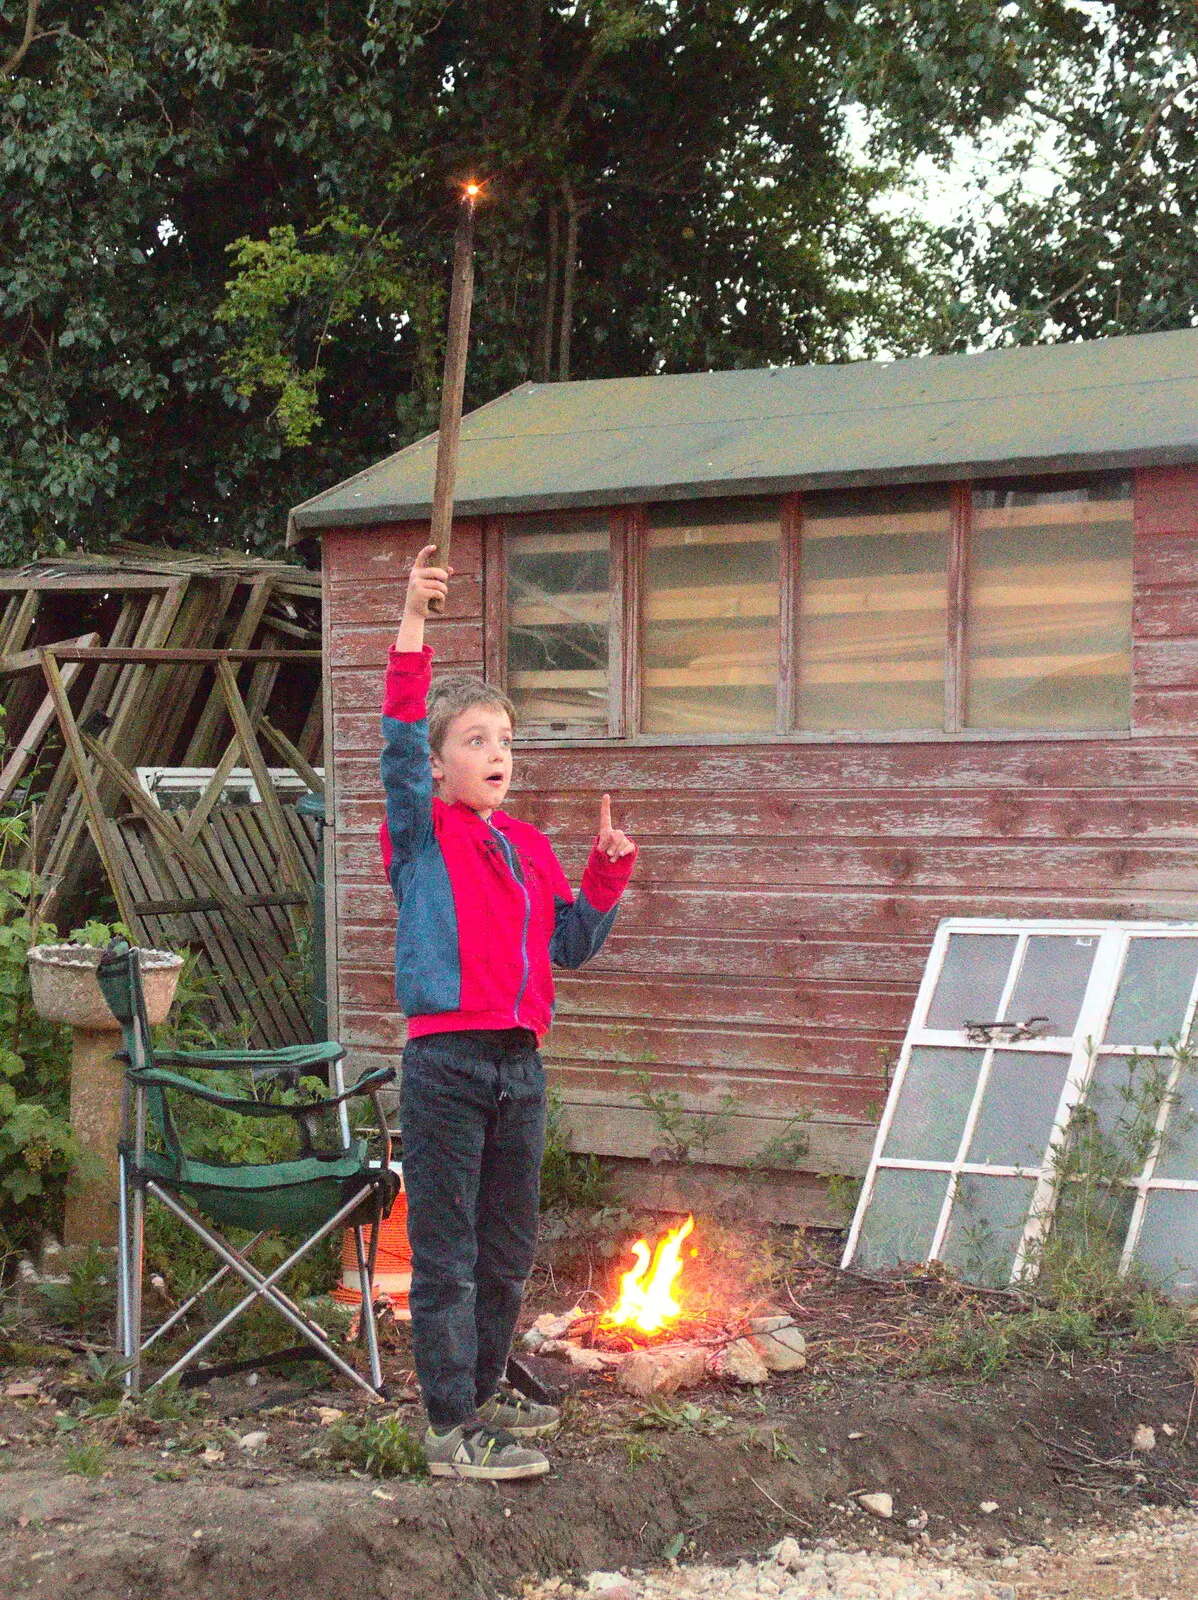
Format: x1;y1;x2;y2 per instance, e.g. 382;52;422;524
400;1028;546;1430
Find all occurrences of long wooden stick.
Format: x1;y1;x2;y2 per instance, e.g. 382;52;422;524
428;189;478;614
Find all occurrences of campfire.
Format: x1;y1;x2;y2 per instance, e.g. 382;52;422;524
600;1213;695;1337
523;1215;809;1399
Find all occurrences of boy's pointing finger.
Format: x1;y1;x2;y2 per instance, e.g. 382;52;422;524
598;793;612;837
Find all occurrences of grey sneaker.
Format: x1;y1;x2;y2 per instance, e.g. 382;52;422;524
423;1422;550;1480
476;1390;561;1437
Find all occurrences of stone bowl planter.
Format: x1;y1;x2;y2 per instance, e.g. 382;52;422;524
28;944;183;1030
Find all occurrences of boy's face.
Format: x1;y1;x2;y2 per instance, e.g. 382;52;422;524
430;703;513;817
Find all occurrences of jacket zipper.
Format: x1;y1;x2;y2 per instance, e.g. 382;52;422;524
490;824;531;1028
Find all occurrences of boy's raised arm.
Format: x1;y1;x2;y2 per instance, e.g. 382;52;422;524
548;793;637;969
380;546;452;878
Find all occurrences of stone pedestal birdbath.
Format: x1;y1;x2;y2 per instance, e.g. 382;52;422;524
28;945;183;1248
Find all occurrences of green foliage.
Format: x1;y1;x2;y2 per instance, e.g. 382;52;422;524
635;1073;738;1164
328;1413;427;1478
0;1;947;556
630;1398;730;1435
37;1245;117;1333
623;1432;664;1467
838;1;1198;345
745;1113;811;1173
540;1087;610;1210
62;1440;110;1478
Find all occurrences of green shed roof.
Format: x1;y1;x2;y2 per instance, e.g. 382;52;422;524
287;327;1198;539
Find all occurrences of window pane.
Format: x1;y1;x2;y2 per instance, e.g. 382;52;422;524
966;475;1132;730
882;1047;984;1162
966;1050;1071;1167
940;1175;1036;1287
1152;1068;1198;1181
1104;938;1198;1047
506;513;610;732
642;499;780;734
855;1168;949;1271
798;486;949;730
1007;935;1097;1034
1133;1191;1198;1300
925;933;1017;1030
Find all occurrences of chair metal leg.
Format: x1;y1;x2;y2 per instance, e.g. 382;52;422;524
140;1231;267;1354
127;1087;148;1394
352;1221;384;1392
116;1150;133;1381
146;1182;385;1400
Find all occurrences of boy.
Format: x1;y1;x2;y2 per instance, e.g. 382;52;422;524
380;544;637;1480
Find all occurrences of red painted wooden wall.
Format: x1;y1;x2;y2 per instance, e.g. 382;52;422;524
322;468;1198;1221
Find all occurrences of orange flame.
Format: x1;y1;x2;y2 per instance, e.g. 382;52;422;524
601;1215;694;1335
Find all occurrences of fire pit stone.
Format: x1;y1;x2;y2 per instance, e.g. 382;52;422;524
708;1337;770;1386
749;1315;808;1372
616;1343;708;1400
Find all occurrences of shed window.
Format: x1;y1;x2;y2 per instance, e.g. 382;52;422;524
494;470;1136;741
505;513;610;734
798;487;950;731
965;477;1133;730
641;500;781;735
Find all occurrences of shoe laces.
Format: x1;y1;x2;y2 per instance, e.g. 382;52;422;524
462;1421;518;1450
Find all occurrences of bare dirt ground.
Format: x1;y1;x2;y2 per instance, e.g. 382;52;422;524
2;1229;1196;1599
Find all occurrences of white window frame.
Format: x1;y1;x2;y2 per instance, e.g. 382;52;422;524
842;917;1198;1286
136;766;324;806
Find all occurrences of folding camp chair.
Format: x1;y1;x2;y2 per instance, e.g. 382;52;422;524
98;940;399;1400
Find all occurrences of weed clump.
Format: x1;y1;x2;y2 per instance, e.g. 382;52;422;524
328;1414;427;1478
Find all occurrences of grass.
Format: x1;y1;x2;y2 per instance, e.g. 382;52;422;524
327;1414;427;1479
62;1440;110;1478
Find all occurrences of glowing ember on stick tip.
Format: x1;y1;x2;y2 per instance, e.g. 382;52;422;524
601;1214;695;1336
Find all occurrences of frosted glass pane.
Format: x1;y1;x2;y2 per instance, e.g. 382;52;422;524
966;476;1132;730
882;1047;984;1161
855;1168;949;1270
966;1050;1071;1167
1153;1069;1198;1181
506;513;610;732
1081;1054;1146;1146
940;1176;1036;1287
642;500;780;734
798;486;949;730
1133;1191;1198;1300
1007;935;1098;1033
1104;938;1198;1047
925;934;1017;1030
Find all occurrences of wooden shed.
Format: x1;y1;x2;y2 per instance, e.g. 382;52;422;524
290;327;1198;1223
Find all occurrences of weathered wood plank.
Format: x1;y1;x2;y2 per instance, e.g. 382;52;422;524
1133;637;1198;690
1133;587;1198;639
329;623;483;670
329;738;1198;798
338;833;1198;893
323;523;482;579
1134;466;1198;536
336;878;1198;943
337;963;913;1031
332;788;1198;843
1133;533;1198;587
327;573;482;624
337;929;930;983
1132;690;1198;731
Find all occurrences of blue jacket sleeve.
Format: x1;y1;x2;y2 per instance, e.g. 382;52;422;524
380;646;435;896
547;842;637;969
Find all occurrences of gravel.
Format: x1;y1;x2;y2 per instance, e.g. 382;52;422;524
516;1504;1198;1600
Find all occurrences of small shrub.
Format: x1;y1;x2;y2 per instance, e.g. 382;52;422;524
62;1440;110;1478
540;1088;610;1210
37;1245;117;1333
328;1414;427;1478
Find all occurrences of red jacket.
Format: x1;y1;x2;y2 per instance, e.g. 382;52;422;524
379;646;636;1040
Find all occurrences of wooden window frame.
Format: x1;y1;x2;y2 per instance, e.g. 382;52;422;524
493;474;1135;745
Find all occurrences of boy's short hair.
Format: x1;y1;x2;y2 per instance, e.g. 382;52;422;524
426;674;516;754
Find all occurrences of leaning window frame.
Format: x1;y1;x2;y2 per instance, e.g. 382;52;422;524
841;917;1198;1288
488;470;1136;744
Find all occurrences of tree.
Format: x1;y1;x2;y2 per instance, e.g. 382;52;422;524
836;1;1198;346
0;1;946;558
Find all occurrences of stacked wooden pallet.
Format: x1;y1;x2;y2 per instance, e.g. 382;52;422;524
0;545;325;1045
